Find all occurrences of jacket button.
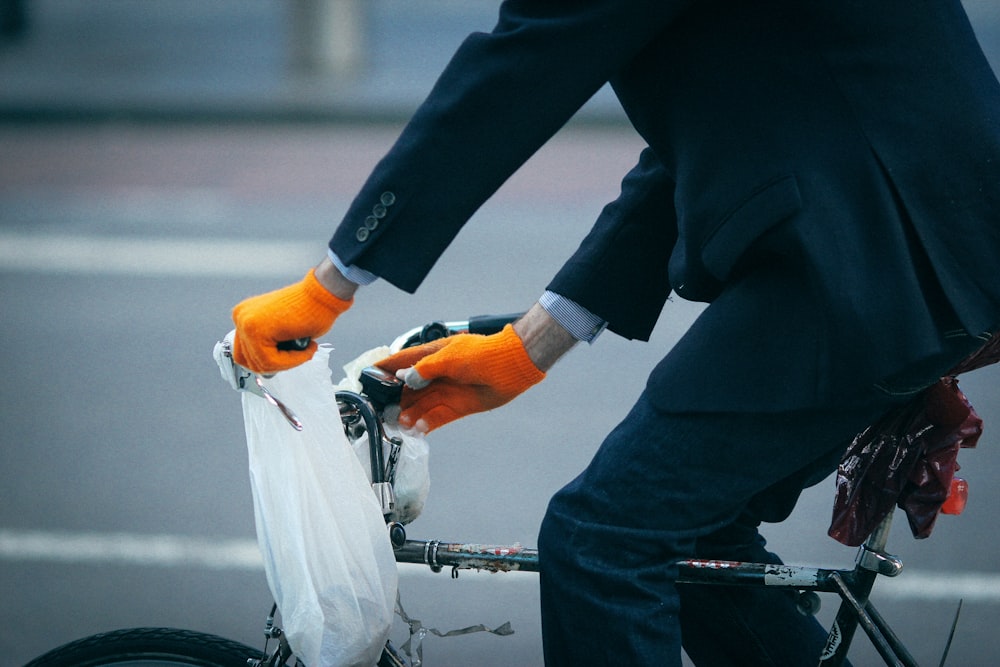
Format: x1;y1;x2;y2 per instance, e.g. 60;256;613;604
372;204;387;218
364;215;379;230
356;227;370;242
380;191;396;206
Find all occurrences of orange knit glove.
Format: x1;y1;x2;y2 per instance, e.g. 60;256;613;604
231;268;352;373
378;324;545;433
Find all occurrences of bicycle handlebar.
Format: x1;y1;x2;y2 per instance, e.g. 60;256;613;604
468;313;523;335
395;312;523;350
272;312;522;361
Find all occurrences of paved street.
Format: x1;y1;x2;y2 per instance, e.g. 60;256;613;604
2;2;1000;666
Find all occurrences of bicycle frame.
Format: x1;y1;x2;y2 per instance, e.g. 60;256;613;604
251;318;948;667
386;518;913;667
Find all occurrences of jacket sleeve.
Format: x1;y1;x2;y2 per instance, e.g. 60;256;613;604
328;0;695;292
547;147;677;341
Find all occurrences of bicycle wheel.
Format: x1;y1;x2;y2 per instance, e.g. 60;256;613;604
24;627;263;667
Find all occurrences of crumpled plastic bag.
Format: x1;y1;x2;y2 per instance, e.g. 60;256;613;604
237;345;397;666
335;347;431;525
828;377;981;545
829;333;999;546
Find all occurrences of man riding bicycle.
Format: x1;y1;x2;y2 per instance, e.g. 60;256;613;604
231;1;1000;664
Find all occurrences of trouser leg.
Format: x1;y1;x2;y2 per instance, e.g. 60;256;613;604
538;391;896;666
677;520;834;667
677;454;847;667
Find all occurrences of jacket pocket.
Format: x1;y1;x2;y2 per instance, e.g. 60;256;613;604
701;175;801;282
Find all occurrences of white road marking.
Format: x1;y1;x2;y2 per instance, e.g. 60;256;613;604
0;233;320;277
874;571;1000;603
0;528;996;598
0;528;263;570
0;529;510;580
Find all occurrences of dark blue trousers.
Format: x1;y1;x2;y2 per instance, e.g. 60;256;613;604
538;391;903;666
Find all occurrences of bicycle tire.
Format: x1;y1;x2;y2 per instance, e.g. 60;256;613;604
24;627;263;667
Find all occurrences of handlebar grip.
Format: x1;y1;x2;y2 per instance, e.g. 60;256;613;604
276;337;311;351
468;313;523;336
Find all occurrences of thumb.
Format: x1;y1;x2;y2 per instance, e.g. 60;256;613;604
377;337;451;374
396;366;431;390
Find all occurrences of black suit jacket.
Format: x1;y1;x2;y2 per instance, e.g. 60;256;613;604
330;0;1000;410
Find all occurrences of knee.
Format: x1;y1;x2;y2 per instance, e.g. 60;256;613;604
538;492;569;556
538;487;585;576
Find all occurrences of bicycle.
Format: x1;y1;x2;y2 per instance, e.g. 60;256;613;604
25;316;999;667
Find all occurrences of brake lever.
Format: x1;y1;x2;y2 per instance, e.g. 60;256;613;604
214;333;304;431
249;374;304;431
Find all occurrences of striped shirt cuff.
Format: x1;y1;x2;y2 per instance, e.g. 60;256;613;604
328;248;379;286
539;291;607;343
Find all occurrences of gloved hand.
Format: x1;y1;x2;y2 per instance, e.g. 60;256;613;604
231;268;352;373
378;324;545;433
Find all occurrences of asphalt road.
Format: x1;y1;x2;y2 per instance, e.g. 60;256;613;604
2;122;1000;666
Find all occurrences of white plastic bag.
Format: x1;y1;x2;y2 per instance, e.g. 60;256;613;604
239;345;397;667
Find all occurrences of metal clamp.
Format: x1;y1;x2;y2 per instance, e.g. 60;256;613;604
856;547;903;577
372;481;396;517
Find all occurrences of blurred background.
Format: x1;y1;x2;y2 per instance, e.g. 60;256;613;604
2;2;1000;665
0;0;627;122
